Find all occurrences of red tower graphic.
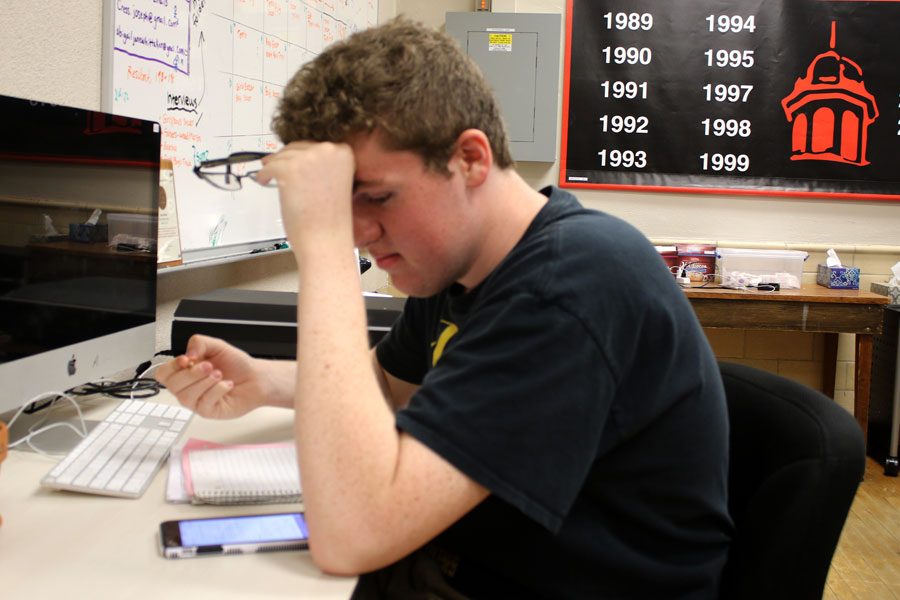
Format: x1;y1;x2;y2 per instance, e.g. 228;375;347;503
781;22;879;166
84;113;145;136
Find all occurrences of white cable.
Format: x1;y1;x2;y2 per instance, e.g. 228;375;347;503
136;361;162;380
6;391;87;456
134;361;163;400
7;367;164;452
15;422;88;457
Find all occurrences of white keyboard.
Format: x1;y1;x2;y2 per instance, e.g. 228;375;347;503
41;399;193;498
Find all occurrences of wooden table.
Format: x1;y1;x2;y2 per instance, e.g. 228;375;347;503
684;285;888;440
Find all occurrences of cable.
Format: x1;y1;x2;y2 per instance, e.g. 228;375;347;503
133;361;166;400
136;361;163;380
5;368;163;455
67;376;161;400
21;396;56;415
746;283;780;292
6;391;88;456
696;272;725;288
5;391;83;432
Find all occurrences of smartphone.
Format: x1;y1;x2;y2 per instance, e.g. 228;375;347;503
159;512;309;558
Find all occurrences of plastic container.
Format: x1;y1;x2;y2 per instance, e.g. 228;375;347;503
107;213;157;242
716;248;808;289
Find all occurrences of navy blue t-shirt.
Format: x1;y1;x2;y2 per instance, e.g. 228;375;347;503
374;187;732;598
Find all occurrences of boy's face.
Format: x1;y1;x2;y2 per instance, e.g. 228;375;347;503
350;131;482;297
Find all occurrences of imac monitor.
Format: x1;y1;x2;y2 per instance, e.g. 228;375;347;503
0;94;160;421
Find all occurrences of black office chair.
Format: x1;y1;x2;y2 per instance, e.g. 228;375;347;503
718;362;865;600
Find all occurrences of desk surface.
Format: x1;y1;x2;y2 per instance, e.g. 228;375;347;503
0;391;357;599
684;284;889;304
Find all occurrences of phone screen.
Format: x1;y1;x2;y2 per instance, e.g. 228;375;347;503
178;512;308;546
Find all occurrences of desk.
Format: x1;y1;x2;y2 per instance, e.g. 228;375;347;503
685;285;888;440
0;391;357;599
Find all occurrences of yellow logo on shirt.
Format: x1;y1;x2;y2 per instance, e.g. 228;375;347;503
431;320;459;366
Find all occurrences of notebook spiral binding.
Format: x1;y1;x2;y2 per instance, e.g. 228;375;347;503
192;489;302;505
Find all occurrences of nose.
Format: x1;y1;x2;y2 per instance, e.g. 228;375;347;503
352;210;382;249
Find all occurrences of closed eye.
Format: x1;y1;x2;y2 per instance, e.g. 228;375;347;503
359;192;393;205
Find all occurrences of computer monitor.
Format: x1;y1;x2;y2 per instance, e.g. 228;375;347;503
0;94;160;423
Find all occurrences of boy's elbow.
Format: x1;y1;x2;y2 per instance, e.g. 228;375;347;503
309;544;388;577
309;547;354;577
308;538;391;576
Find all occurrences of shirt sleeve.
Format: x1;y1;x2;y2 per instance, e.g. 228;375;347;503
396;291;617;533
375;297;433;385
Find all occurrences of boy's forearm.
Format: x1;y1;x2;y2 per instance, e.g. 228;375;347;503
291;244;405;563
257;358;298;408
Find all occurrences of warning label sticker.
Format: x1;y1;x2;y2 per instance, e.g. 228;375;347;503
488;33;512;52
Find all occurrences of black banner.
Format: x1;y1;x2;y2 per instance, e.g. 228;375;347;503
560;0;900;200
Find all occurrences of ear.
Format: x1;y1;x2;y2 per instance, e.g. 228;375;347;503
451;129;492;188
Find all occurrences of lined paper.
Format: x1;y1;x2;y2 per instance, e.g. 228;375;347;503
181;440;302;505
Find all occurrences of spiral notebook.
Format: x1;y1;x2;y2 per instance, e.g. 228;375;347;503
180;439;302;505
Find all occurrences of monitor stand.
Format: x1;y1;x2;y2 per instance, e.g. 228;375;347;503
5;412;101;455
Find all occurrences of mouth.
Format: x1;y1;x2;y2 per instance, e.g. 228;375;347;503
373;252;400;269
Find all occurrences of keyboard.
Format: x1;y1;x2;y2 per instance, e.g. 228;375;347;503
41;399;192;498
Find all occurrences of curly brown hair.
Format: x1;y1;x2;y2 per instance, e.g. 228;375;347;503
271;16;513;175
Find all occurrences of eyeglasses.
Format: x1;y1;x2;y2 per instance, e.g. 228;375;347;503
193;151;276;191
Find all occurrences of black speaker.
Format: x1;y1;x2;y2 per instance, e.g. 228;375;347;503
171;288;405;359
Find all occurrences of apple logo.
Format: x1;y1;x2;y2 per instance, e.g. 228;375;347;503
67;355;77;376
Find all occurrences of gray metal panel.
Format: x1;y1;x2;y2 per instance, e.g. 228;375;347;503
467;31;538;143
446;12;561;163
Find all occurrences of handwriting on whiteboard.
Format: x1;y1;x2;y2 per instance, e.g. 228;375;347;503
115;1;190;73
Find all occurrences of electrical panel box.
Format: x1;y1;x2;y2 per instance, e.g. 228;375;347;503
446;12;561;163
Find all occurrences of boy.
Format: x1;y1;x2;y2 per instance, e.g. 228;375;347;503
157;17;731;598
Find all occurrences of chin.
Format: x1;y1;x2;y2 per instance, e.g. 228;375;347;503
391;275;443;299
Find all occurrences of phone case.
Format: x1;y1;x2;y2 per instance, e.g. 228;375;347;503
159;512;308;559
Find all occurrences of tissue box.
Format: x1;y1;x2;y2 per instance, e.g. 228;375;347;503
871;281;900;304
817;264;860;289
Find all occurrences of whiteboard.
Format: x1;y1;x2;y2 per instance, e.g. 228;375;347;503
102;0;378;264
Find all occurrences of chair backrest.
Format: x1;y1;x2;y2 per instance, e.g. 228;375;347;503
719;362;865;600
0;420;7;527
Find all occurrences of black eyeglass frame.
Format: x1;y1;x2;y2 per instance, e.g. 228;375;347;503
193;151;274;190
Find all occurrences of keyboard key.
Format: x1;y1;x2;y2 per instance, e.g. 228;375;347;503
40;400;192;498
